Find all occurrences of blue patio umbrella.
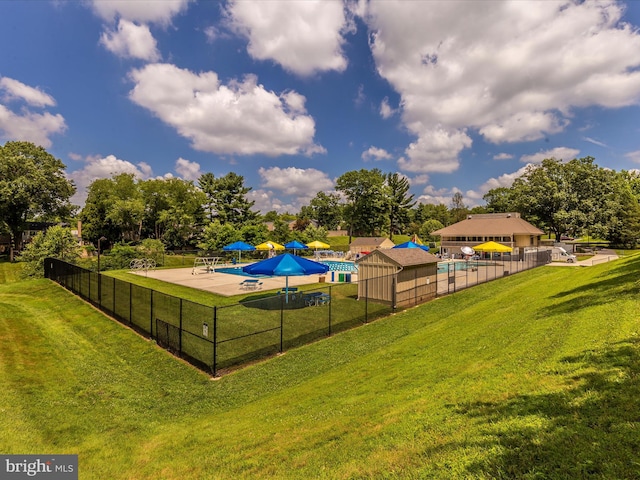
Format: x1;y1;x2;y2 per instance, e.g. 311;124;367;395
284;240;309;255
393;240;430;251
243;253;329;302
222;241;255;263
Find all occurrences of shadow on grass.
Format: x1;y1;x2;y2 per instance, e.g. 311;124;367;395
455;338;640;478
538;256;640;316
239;293;308;310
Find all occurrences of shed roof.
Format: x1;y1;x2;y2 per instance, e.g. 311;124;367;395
350;237;394;247
432;215;543;236
356;248;438;267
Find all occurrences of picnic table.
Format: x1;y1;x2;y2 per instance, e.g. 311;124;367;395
239;279;262;290
278;287;299;300
304;292;330;306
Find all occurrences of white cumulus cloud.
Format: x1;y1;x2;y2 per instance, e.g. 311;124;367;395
67;154;153;206
380;97;395;119
0;77;65;148
361;0;640;173
128;63;325;156
520;147;580;164
226;0;349;76
100;19;161;61
362;146;393;161
624;150;640;163
258;166;334;198
0;77;56;107
91;0;190;24
397;127;472;173
175;157;201;180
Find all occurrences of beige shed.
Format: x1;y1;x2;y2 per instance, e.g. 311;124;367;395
355;248;439;308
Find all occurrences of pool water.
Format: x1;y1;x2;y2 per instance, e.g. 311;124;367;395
319;260;358;272
215;267;270;278
437;261;493;274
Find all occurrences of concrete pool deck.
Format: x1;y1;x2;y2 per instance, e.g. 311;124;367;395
132;253;618;298
132;262;356;297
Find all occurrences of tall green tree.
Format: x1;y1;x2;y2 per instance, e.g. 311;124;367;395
510;157;614;241
271;218;292;244
79;177;121;245
199;172;256;226
449;192;469;223
419;219;445;243
511;158;571;241
151;178;206;249
308;191;342;230
483;187;516;213
239;222;269;246
105;173;144;242
336;168;389;238
197;220;241;251
411;203;451;227
80;173;144;244
386;173;416;240
0;141;75;260
198;172;217;222
598;170;640;247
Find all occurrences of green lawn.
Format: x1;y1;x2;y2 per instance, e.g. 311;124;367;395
1;255;639;478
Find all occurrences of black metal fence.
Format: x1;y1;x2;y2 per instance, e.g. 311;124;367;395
44;250;549;376
436;249;551;295
45;259;396;375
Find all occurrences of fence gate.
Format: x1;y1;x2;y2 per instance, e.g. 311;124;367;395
155;319;180;355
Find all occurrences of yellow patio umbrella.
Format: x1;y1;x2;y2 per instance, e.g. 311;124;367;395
472;241;512;253
306;240;330;250
255;241;285;251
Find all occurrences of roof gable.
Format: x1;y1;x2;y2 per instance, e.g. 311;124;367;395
357;248;438;267
432;214;544;236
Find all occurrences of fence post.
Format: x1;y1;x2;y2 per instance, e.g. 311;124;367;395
213;306;217;377
112;277;116;314
392;275;397;310
280;295;284;353
179;298;183;356
365;279;369;323
129;283;132;325
328;285;332;336
150;290;154;338
98;272;102;309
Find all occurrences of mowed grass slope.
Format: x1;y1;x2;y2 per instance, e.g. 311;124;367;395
1;256;639;479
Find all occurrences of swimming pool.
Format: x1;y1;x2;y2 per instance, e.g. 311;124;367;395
437;261;493;274
215;267;270;278
319;260;358;272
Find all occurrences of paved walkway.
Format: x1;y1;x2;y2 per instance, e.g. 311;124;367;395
546;250;619;267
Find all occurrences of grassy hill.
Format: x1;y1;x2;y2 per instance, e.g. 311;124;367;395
1;256;639;479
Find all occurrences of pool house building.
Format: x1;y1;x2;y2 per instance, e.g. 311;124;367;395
432;213;544;259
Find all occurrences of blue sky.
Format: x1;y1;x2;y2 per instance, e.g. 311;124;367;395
2;0;640;214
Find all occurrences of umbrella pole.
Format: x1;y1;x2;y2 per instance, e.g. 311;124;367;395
286;276;289;303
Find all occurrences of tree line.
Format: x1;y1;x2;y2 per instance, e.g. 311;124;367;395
2;142;639;265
